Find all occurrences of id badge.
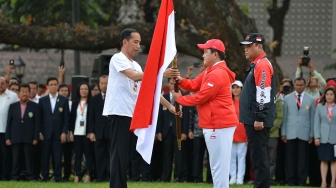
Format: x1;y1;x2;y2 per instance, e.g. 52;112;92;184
80;120;84;127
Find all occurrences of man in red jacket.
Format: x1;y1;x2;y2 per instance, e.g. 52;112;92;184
172;39;238;188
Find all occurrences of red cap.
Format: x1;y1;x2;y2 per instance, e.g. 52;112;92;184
326;80;336;88
197;39;226;54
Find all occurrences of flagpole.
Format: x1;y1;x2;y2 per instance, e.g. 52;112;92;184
171;55;182;150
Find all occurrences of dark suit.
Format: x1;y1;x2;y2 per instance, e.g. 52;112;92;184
6;101;40;180
88;93;110;181
157;93;189;182
70;100;93;177
39;94;69;181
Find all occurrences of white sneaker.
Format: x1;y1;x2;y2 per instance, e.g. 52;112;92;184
229;178;236;185
236;179;244;185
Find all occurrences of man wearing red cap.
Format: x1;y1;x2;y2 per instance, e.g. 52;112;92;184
239;33;276;188
172;39;238;188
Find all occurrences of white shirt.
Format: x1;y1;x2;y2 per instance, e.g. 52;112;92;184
295;91;305;104
30;94;40;104
74;101;87;136
102;52;143;117
0;89;19;133
49;93;58;113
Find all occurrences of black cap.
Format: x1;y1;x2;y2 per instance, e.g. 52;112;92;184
239;33;265;46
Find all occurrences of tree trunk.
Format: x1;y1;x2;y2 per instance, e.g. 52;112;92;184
267;0;291;57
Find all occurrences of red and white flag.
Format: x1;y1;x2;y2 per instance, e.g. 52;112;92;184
130;0;176;164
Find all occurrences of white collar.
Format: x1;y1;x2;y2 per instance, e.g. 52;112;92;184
49;93;58;99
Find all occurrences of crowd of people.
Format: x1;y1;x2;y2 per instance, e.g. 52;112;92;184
0;28;336;188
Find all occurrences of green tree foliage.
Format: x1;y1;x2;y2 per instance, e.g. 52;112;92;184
0;0;121;27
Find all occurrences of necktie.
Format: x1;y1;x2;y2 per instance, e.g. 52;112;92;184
102;94;105;104
297;94;301;110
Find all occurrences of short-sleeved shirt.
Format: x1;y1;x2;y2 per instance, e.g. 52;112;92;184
102;52;143;117
0;89;19;132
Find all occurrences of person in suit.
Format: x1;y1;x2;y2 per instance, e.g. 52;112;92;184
314;87;336;188
69;82;93;183
5;84;39;181
58;83;73;181
281;77;316;186
87;75;110;182
39;77;69;182
157;78;189;182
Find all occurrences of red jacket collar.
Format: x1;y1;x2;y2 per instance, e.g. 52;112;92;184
251;52;267;64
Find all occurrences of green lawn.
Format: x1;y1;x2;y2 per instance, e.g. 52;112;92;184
0;181;294;188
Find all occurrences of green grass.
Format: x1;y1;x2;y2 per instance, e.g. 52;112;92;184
0;181;293;188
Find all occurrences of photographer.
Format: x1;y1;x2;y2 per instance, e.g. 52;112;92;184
296;57;326;99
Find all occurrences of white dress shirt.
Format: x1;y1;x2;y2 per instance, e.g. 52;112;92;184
49;93;58;113
0;89;19;132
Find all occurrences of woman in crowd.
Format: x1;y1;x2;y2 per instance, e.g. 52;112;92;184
90;83;100;96
229;80;247;185
58;84;73;181
314;87;336;188
70;82;93;183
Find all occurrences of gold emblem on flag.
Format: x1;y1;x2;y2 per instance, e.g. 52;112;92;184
28;112;33;118
59;107;63;112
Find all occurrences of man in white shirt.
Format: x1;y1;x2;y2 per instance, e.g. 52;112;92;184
103;28;179;188
28;81;40;103
0;77;18;180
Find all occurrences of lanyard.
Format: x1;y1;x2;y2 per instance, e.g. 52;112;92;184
296;95;301;108
327;103;334;119
79;101;87;117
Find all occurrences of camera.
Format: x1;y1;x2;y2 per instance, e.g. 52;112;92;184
193;63;200;68
282;85;292;94
301;47;310;67
9;60;14;66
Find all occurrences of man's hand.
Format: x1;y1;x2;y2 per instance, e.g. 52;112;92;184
181;133;187;141
60;133;66;143
254;121;264;130
307;61;315;72
5;139;11;146
33;140;38;145
188;132;194;139
39;133;44;141
69;132;74;142
309;137;313;144
186;66;194;78
58;66;65;75
6;64;14;74
281;136;287;143
157;132;162;141
163;68;180;78
167;104;183;117
297;57;302;67
314;138;320;146
88;133;96;142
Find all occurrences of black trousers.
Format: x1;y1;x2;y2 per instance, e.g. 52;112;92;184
11;143;34;180
308;143;321;186
41;138;63;181
285;138;309;186
109;115;131;188
63;141;73;179
160;127;174;182
95;137;110;181
74;135;93;177
129;132;151;182
150;140;163;181
33;141;42;180
275;132;286;183
245;125;271;188
193;137;206;182
0;133;11;180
